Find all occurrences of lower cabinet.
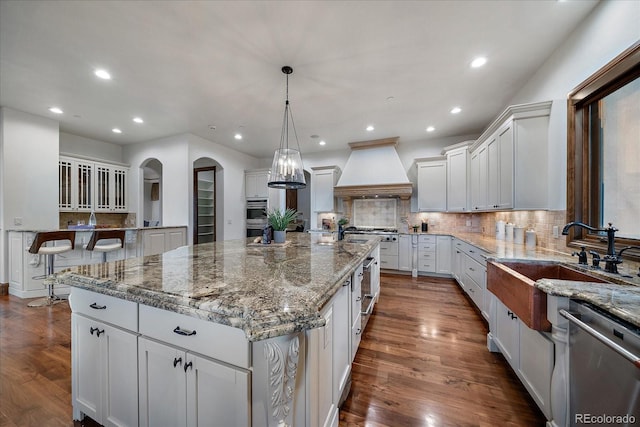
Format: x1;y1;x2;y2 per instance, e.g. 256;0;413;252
140;226;187;256
417;235;437;273
492;295;553;419
138;337;250;427
72;314;138;427
398;234;412;272
436;235;452;274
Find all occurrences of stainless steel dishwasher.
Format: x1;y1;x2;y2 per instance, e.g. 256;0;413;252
561;301;640;426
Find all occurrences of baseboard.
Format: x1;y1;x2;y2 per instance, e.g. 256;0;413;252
0;283;8;296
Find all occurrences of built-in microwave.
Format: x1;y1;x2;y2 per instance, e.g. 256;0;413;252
247;200;267;237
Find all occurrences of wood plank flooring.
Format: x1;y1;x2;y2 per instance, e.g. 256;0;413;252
339;274;545;426
0;274;545;426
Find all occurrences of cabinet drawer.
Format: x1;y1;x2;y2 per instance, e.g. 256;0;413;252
466;280;483;309
418;251;435;260
69;287;138;331
418;260;436;272
379;255;398;270
418;242;436;252
351;314;362;361
379;242;398;255
139;304;250;369
352;290;361;324
418;235;436;244
465;256;485;286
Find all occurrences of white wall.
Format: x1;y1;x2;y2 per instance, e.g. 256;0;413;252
124;133;259;243
59;132;124;164
0;107;59;283
507;0;640;211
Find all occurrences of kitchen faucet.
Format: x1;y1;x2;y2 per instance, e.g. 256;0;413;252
562;222;622;273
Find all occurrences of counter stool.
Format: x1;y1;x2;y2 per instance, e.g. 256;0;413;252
86;229;126;263
27;230;76;307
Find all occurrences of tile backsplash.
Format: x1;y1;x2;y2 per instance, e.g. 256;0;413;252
59;212;136;229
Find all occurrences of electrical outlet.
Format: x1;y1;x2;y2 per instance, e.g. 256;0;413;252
553;225;559;238
466;220;471;227
13;217;22;226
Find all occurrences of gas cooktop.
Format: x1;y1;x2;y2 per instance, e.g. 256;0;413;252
344;227;398;235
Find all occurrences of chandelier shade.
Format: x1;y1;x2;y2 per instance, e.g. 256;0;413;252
268;66;306;189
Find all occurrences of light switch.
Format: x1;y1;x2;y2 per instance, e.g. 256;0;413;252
13;217;22;226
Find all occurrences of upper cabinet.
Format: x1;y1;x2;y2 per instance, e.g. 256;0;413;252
445;146;469;212
312;166;341;212
59;156;128;212
416;158;447;212
245;169;270;200
468;101;552;212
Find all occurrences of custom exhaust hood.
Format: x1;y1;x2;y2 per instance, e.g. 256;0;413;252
334;137;413;199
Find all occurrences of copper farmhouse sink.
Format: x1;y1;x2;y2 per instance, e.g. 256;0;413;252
487;261;607;332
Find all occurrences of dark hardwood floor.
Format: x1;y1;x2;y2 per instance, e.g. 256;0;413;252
0;274;545;426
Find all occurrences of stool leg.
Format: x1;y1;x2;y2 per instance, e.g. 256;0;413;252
102;252;108;263
28;253;66;307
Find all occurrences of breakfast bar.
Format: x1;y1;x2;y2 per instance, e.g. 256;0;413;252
57;233;381;427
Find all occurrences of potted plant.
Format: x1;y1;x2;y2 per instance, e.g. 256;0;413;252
267;208;298;243
337;217;349;240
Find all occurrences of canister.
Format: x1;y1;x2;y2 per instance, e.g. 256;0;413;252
496;220;506;240
514;226;525;244
526;230;536;249
505;223;514;241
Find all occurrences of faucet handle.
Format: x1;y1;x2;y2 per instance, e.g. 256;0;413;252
589;251;601;269
572;246;588;265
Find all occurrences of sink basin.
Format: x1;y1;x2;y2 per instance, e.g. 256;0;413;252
487;261;607;331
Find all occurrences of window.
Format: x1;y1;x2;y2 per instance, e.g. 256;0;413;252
567;41;640;259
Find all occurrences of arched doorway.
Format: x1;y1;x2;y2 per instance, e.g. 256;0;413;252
141;158;162;227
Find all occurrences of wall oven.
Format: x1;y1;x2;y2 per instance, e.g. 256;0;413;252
246;199;267;238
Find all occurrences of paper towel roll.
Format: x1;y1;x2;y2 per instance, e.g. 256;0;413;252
526;230;536;249
505;223;514;241
496;220;506;240
514;227;525;244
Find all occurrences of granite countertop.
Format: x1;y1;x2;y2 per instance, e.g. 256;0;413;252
56;233;379;341
449;232;640;328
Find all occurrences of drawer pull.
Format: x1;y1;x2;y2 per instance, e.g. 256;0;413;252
173;326;197;337
90;327;105;337
90;302;107;310
173;357;182;368
469;250;475;253
184;361;193;372
469;267;475;272
355;328;362;336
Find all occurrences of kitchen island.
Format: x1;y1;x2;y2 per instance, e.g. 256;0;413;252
57;233;381;427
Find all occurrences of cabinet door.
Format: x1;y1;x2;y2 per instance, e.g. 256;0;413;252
398;235;412;271
470;146;488;211
487;135;499;209
186;354;250;427
518;325;553;419
102;323;138;427
417;161;447;212
318;305;336;427
165;228;186;251
313;169;336;212
497;123;514;209
495;299;520;367
447;149;468;212
436;236;451;274
76;161;94;212
59;159;74;211
72;314;101;422
111;166;128;212
331;284;351;401
138;337;187;427
245;172;269;199
95;164;111;212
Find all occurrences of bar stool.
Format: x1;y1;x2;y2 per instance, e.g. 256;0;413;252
85;229;126;263
27;230;76;307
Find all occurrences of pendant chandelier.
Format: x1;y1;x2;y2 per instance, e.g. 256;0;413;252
267;66;306;189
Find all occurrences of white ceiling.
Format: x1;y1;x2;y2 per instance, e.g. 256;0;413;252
0;0;599;158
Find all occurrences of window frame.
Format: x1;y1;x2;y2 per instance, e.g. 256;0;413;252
567;41;640;260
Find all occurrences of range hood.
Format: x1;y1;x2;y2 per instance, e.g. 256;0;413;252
334;137;413;199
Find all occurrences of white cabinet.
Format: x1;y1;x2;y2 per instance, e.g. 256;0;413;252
470;144;488;211
436;235;452;274
451;239;466;284
140;226;187;256
59;156;128;212
95;162;128;212
417;234;436;273
398;234;412;272
245;169;270;199
312;166;340;212
70;288;139;426
138;337;250;427
468;102;552;211
416;159;447;212
59;157;94;212
72;314;138;427
379;239;399;270
351;263;363;362
446;147;468;212
491;295;553;419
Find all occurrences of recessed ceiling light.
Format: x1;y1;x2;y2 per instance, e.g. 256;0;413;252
48;107;63;114
471;57;487;68
450;107;462;114
319;140;326;146
234;133;242;140
132;117;144;124
366;125;375;131
112;128;122;134
426;126;435;132
95;69;111;80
